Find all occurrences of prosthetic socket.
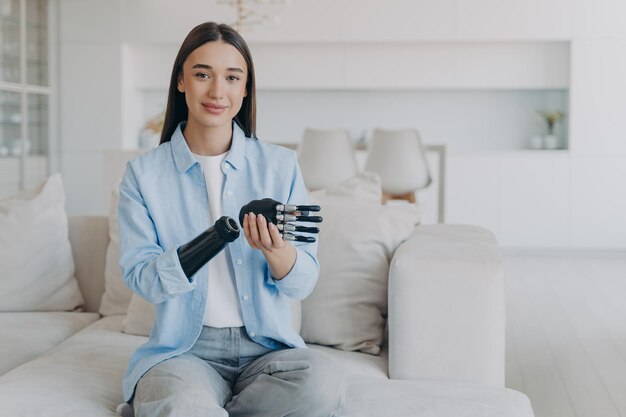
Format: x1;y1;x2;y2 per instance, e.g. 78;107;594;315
239;198;322;243
176;199;322;279
177;216;240;279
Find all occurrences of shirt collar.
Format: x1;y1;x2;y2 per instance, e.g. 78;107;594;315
171;121;248;173
225;121;246;171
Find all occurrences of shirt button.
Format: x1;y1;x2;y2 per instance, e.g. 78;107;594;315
242;294;249;301
226;190;233;196
236;258;243;265
249;331;256;338
223;163;228;170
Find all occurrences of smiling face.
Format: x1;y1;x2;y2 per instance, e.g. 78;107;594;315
177;40;248;133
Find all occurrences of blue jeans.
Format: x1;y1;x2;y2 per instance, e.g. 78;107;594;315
133;326;345;417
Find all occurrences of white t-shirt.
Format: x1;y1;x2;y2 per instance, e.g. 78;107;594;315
193;151;244;328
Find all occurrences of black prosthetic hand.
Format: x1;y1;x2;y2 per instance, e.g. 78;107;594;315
239;198;322;243
177;216;240;279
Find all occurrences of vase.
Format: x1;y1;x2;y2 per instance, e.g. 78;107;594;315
543;134;559;150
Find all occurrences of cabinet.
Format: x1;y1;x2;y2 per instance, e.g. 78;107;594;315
0;0;51;199
446;151;571;247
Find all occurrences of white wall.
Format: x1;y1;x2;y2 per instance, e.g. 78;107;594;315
117;0;626;42
567;40;626;248
57;0;626;249
58;0;123;213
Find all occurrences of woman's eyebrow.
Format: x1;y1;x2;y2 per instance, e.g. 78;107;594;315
191;63;244;73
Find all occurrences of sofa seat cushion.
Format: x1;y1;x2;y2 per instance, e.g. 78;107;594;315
341;376;534;417
0;312;100;375
0;315;145;416
308;343;388;379
0;316;533;417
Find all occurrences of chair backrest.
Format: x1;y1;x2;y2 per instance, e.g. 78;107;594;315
364;128;432;195
297;128;358;190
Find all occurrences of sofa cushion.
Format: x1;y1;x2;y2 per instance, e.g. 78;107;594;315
121;294;153;336
100;183;134;316
307;171;383;203
0;315;145;417
0;312;100;375
0;174;84;312
341;376;534;417
0;315;533;417
301;174;420;354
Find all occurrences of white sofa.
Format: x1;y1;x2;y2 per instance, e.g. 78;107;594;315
0;215;534;416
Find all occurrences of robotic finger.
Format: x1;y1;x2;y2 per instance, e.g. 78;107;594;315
276;204;320;213
276;224;320;234
282;233;316;243
275;214;323;223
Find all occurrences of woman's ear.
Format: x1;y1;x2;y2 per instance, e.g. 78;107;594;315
177;74;185;93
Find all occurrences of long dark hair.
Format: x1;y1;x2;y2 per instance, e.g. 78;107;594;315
159;22;257;144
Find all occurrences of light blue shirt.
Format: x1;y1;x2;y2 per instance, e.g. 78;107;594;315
118;121;319;402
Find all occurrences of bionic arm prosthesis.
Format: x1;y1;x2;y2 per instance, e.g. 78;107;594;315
176;199;322;279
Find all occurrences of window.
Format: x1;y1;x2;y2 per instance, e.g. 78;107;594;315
0;0;51;198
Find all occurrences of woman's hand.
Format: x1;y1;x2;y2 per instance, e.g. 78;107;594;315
243;212;296;280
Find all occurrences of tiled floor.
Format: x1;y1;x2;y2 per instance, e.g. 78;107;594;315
504;251;626;417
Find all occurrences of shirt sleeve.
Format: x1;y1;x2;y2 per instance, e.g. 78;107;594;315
118;162;195;304
267;152;320;300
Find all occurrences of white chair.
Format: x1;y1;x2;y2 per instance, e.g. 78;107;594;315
297;128;358;191
364;128;432;203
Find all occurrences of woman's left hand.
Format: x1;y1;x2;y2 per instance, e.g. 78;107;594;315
243;212;296;280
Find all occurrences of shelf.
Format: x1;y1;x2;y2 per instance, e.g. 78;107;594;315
0;52;48;66
0;153;47;156
448;149;570;157
256;86;570;92
0;153;48;159
0;15;46;30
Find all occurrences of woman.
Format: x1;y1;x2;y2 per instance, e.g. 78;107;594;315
118;22;344;417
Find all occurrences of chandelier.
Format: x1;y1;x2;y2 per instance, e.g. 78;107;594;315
217;0;290;32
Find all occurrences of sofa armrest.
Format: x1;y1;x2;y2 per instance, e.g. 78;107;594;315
388;224;505;387
68;215;109;313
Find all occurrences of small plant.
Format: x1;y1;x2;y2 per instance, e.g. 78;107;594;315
538;109;566;135
138;110;166;149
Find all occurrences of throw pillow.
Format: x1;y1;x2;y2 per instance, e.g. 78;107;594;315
300;174;420;354
0;174;84;311
99;182;134;316
122;294;154;336
309;171;382;203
